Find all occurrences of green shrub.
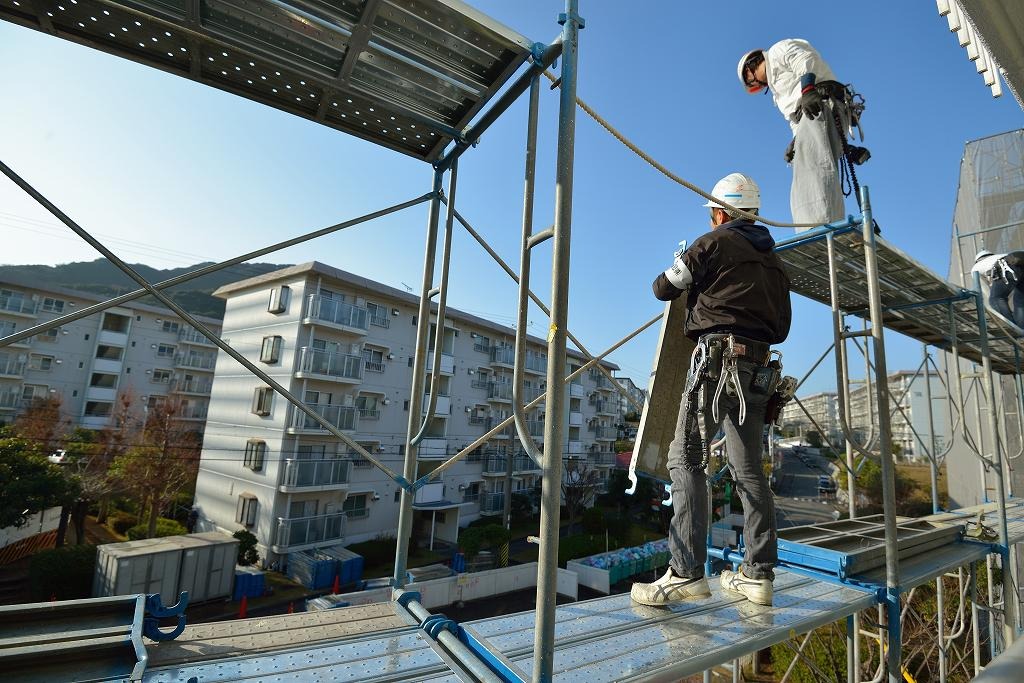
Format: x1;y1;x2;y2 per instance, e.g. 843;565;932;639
582;507;605;535
233;529;260;566
458;524;511;560
557;534;607;566
106;512;136;536
126;518;186;540
30;544;98;601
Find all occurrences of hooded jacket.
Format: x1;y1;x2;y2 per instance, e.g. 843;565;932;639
652;219;792;344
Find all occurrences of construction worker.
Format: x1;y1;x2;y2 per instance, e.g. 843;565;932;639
738;40;868;229
972;250;1024;328
631;173;791;607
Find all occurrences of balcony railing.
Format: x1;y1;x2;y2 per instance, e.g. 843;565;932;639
0;392;19;409
171;378;213;395
282;458;351;489
463;492;481;504
178;328;216;345
525;420;544;438
176;405;208;420
489;346;514;366
364;360;386;373
514;454;540;472
488;382;512;401
174;352;216;370
274;512;347;550
298;347;362;381
473;341;490;354
591;452;615;466
524;353;546;373
481;492;505;514
306;295;368;331
485;418;513;438
593;426;618;440
0;355;25;377
471;378;490;390
483;456;508;474
358;408;380;420
369;314;390;328
469;414;487;424
0;293;36;316
291;404;357;432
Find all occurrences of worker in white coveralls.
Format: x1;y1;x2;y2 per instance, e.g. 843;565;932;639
972;250;1024;328
738;40;869;229
630;173;792;607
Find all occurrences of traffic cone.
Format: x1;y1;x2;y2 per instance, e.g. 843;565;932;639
332;574;340;595
238;594;248;619
50;593;57;602
288;602;294;614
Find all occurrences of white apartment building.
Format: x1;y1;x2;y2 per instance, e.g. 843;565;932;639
781;392;839;445
613;376;646;421
0;278;221;432
192;262;619;565
850;371;949;459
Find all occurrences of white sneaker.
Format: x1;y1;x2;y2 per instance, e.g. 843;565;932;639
720;568;773;606
630;569;711;606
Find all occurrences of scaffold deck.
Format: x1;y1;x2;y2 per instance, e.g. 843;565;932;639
778;228;1024;374
0;0;533;161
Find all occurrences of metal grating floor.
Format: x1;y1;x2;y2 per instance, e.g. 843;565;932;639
0;0;534;161
778;229;1024;374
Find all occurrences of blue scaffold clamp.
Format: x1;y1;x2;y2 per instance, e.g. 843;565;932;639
421;613;460;639
143;591;189;642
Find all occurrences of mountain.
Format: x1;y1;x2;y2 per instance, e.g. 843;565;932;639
0;259;292;318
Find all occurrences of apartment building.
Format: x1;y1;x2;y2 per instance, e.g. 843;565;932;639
192;262;619;565
849;371;949;459
0;278;221;432
613;376;646;421
781;392;839;445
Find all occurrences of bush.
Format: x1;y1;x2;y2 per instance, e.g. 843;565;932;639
126;518;186;540
233;529;260;566
106;512;136;536
30;544;97;601
458;524;511;560
582;507;605;535
557;534;607;566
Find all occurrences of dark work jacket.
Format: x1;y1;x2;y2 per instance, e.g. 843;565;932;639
652;219;792;344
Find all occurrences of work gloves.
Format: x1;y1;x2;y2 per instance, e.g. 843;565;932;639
784;138;795;164
794;87;823;121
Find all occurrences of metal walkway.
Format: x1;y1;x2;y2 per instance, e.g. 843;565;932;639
777;224;1024;374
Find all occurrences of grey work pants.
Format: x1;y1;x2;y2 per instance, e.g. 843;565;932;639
790;101;846;230
667;360;777;580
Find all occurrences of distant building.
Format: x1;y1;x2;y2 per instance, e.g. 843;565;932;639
613;376;646;420
192;262;618;564
849;371;949;460
781;392;839;445
0;278;220;433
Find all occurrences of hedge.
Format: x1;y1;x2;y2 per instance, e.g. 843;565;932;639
126;518;186;540
30;544;98;601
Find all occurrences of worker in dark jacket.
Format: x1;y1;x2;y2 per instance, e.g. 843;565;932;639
631;173;792;607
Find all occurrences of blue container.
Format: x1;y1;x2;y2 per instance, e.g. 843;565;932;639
322;547;364;589
233;566;265;601
287;550;337;590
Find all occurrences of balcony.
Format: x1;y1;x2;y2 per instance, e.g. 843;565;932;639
593;426;618;441
0;293;36;317
482;455;508;475
424;394;451;415
425;353;455;375
175;352;216;371
364;360;386;373
522;385;544;404
513;454;540;473
0;354;25;378
487;382;512;402
86;387;117;403
304;295;368;334
177;328;217;347
591;452;616;466
272;512;347;553
97;329;129;347
92;358;123;375
523;420;544;438
0;391;18;410
485;418;513;439
569;411;583;427
480;492;505;515
597;401;618;417
358;407;381;420
176;404;208;421
566;441;584;455
469;414;487;425
171;378;213;395
369;313;390;329
288;404;357;434
414;481;444;506
524;353;546;375
590;373;612;391
569;383;585;399
0;323;29;348
280;458;351;493
473;341;490;354
489;346;514;368
417;437;449;460
296;347;362;383
470;377;490;390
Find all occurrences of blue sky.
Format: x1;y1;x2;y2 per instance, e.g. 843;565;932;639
0;1;1021;392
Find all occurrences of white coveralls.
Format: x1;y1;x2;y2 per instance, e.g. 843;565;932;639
765;39;848;229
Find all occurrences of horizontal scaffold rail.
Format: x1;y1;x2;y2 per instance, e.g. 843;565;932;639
776;222;1024;374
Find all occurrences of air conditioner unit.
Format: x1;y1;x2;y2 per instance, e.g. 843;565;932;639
392;308;400;316
387;353;395;360
382;399;390;405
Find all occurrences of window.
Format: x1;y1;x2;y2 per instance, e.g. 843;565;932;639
260;336;283;364
38;327;60;342
40;297;65;314
101;313;130;333
463;482;481;503
28;355;53;371
89;373;118;389
356;395;380;419
244;440;266;472
367;302;389;328
342;494;368;519
156;343;175;358
268;285;290;314
236;494;258;526
21;385;47;404
84;401;113;417
161;320;179;334
252;387;273;416
151;369;172;384
362;346;385;372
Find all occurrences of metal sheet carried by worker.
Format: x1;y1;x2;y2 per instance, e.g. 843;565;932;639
628;297;694;488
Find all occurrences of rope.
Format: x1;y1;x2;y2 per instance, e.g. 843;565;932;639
832;105;862;211
542;70;822;230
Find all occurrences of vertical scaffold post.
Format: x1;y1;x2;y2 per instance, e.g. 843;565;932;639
972;271;1017;649
924;344;940;514
533;1;581;680
859;187;902;683
393;168;445;587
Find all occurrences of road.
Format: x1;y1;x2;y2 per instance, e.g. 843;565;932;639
773;446;843;528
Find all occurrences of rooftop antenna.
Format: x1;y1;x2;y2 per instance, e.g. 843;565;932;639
400;282;414;292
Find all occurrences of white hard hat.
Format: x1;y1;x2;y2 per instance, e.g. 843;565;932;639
975;250;994;262
704;173;761;210
737;49;766;94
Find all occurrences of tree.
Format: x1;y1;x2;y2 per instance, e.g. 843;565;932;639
233;529;260;566
806;430;822;448
561;459;600;532
0;430;79;529
110;399;200;539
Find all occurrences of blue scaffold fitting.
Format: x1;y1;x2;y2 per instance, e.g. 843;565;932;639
394;475;414;492
531;42;547;62
395;590;422;609
143;591;189;642
558;11;585;29
421;613;460;639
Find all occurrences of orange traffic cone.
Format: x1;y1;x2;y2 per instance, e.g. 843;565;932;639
332;574;340;595
238;594;248;619
288;602;294;614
